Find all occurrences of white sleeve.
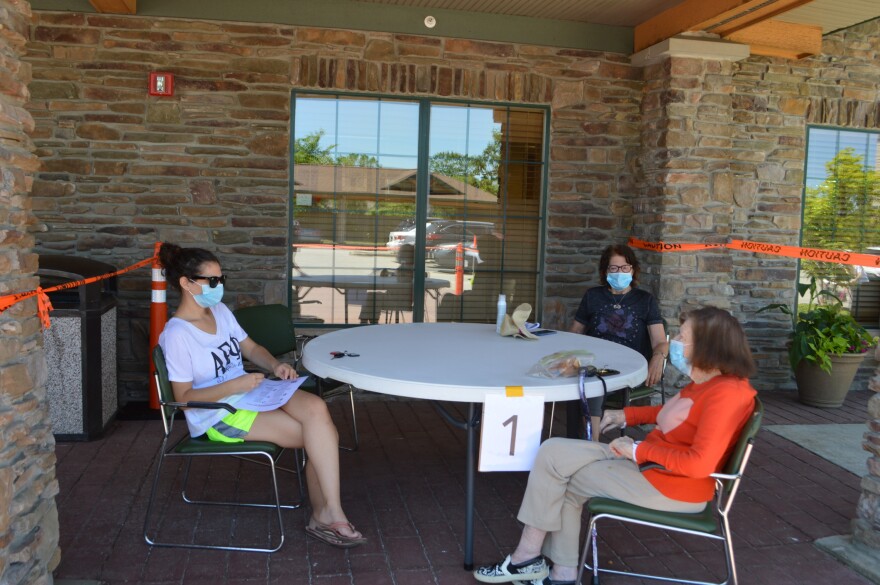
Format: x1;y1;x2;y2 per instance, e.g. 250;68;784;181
159;324;194;383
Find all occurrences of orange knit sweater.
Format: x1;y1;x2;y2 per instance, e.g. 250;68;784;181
625;375;756;503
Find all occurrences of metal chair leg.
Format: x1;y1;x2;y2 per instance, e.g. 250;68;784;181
339;386;360;452
145;449;289;553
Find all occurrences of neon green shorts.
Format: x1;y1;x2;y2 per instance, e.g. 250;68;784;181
206;409;258;443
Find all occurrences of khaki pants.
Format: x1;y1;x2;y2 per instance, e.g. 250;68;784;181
517;438;705;566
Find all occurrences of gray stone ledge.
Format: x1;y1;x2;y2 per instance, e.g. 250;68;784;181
815;534;880;585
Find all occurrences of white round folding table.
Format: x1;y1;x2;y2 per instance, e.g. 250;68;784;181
302;322;648;569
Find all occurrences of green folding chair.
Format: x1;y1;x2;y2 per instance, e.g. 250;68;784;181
143;346;304;553
603;332;671;413
233;303;359;451
577;398;763;585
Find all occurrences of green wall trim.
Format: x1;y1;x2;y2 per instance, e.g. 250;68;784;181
31;0;633;54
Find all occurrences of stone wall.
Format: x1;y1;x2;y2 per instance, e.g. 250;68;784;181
635;21;880;390
24;12;643;402
638;52;807;389
19;12;880;403
0;1;60;585
730;19;880;388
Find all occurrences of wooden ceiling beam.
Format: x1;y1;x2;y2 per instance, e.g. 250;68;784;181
705;0;815;36
89;0;137;14
726;19;822;59
634;0;816;53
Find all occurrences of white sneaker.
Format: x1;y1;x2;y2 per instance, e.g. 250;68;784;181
473;555;549;583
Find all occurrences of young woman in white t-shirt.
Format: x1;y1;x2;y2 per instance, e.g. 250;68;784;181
157;243;365;549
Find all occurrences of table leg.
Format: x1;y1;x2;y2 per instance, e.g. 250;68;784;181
431;400;481;571
334;287;350;324
465;401;477;571
430;289;440;323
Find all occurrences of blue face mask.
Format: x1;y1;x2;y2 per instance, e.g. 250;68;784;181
189;282;224;308
607;272;633;291
669;339;692;377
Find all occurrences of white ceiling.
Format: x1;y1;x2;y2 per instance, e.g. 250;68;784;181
353;0;880;33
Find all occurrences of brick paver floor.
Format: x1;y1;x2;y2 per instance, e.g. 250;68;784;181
53;389;876;584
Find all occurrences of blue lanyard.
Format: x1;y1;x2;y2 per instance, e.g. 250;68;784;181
578;366;607;441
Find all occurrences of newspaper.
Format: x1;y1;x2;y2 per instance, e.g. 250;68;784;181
233;377;308;412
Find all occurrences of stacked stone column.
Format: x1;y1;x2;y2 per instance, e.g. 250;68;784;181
0;1;61;584
856;348;880;549
631;37;806;391
817;351;880;581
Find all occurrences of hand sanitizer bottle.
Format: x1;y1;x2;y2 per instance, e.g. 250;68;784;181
495;294;506;334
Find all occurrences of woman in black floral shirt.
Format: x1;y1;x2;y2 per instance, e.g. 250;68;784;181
570;244;668;439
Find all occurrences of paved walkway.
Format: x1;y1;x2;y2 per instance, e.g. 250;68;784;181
53;389;876;585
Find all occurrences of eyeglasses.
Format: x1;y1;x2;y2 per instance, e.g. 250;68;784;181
189;274;227;288
607;264;633;273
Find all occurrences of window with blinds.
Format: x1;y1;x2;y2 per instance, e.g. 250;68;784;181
289;92;548;327
802;127;880;327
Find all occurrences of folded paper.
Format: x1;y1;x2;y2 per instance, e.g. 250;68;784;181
499;303;538;340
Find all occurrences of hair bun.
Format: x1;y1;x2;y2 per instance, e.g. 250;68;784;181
158;242;181;270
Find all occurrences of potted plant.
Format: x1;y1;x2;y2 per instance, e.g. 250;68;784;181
759;277;878;407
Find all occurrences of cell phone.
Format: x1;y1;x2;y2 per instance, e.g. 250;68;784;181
596;368;620;376
532;329;557;336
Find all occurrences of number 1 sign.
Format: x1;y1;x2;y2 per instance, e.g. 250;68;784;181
478;391;545;472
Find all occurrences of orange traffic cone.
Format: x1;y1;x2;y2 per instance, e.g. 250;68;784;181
148;242;167;409
454;243;464;295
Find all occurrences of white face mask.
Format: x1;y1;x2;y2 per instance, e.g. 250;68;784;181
607;272;633;291
669;339;692;377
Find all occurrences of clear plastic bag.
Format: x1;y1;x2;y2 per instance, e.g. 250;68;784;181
527;350;595;378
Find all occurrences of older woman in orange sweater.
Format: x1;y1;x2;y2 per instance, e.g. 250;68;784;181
473;307;757;585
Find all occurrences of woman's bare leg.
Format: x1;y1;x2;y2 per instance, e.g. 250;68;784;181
303;460;325;513
247;391;360;537
510;525;547;563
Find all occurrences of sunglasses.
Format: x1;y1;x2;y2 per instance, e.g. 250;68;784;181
189;274;227;288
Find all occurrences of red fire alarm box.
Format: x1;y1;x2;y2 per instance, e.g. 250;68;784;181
149;72;174;96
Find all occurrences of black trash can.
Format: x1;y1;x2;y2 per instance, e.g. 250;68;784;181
38;255;118;441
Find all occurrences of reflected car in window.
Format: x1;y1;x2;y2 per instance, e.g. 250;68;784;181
387;218;453;249
426;221;495;248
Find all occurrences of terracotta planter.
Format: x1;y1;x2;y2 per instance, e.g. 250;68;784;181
794;352;867;408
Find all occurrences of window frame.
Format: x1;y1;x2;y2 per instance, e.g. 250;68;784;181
288;89;551;328
800;124;880;327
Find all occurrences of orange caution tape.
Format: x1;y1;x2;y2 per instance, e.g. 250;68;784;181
630;237;880;268
728;240;880;268
0;255;155;326
628;237;727;252
8;237;876;327
36;288;54;329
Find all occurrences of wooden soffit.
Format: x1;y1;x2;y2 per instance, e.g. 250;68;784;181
88;0;136;14
635;0;823;59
